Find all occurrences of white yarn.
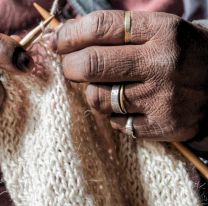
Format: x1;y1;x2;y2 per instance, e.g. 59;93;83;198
31;21;45;45
50;0;59;15
0;33;202;205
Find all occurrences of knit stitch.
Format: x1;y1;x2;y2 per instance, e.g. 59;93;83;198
0;32;202;206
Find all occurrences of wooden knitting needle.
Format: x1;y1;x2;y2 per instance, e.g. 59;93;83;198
172;142;208;179
33;3;60;29
34;3;208;180
20;15;54;49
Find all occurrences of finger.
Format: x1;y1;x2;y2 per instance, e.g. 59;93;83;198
0;34;34;75
110;115;198;142
50;10;125;53
63;45;151;82
85;83;153;114
49;10;167;53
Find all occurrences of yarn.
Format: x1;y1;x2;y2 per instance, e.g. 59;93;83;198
50;0;59;15
0;26;203;206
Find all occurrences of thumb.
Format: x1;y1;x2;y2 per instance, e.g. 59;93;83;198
0;33;34;75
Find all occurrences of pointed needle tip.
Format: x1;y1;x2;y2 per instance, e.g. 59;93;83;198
20;15;54;49
33;2;60;29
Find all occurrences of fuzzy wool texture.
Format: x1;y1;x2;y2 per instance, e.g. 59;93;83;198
0;35;202;206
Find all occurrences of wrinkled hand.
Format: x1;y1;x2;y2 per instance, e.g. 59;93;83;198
50;11;208;142
0;34;33;107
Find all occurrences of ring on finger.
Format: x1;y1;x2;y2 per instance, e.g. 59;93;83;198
111;84;125;114
120;84;127;114
125;116;136;138
124;11;131;44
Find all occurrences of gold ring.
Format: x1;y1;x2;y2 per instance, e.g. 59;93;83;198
124;11;131;44
120;84;127;114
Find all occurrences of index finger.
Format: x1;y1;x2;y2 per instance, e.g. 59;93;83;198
49;10;165;54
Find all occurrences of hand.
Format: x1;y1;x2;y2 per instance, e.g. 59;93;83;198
0;34;34;107
50;10;208;142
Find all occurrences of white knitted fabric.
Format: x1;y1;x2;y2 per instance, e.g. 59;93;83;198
0;35;202;206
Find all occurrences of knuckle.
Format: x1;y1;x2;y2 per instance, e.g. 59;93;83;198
57;24;74;52
86;85;104;113
88;10;112;39
60;20;81;49
60;23;70;42
81;47;99;81
63;23;77;48
86;85;100;111
64;26;72;46
134;46;154;80
86;85;110;113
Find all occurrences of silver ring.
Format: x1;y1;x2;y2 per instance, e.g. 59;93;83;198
125;116;136;138
111;84;126;114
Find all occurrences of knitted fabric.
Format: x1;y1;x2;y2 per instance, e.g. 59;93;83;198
0;34;202;206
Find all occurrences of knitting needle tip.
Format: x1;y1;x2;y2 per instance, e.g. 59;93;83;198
20;15;54;49
33;2;60;29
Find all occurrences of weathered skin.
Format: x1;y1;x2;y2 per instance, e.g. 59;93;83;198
50;10;208;142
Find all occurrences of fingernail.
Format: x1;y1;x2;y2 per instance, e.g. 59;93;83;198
49;33;58;52
10;35;22;42
13;47;34;73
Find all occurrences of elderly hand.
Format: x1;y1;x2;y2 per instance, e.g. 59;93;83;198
50;10;208;142
0;34;33;107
